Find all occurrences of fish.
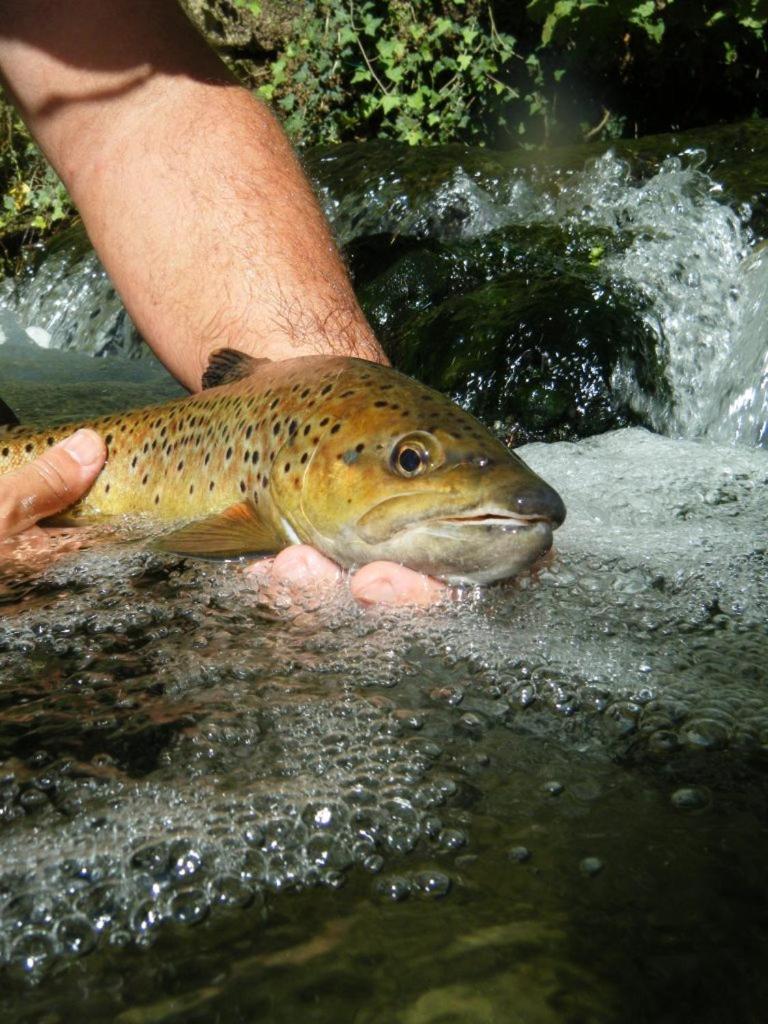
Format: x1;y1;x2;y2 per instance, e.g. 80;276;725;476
0;349;566;584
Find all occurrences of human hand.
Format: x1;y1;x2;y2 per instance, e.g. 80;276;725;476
0;429;106;541
249;545;447;607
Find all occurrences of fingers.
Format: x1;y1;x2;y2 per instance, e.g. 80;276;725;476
247;544;446;607
0;429;106;540
270;544;342;586
351;561;446;607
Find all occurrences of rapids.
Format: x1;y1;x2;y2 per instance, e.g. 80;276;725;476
0;123;766;1022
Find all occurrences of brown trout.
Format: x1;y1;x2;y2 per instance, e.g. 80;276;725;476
0;350;565;584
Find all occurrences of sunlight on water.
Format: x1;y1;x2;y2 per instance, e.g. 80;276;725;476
6;144;768;444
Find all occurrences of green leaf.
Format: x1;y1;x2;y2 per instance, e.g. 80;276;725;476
381;93;402;113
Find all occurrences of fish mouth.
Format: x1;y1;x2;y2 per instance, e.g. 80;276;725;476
351;498;558;585
433;510;551;529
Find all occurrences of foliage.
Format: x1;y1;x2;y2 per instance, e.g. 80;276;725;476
1;0;767;268
257;0;531;146
0;98;73;273
257;0;768;146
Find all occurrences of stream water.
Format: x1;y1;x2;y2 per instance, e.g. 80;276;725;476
0;123;766;1023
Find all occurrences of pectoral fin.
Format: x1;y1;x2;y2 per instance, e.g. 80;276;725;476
156;502;285;559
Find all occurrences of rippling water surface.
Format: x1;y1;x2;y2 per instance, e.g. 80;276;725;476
1;125;767;1022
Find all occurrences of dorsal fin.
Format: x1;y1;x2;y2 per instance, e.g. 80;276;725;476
202;348;270;390
0;397;19;428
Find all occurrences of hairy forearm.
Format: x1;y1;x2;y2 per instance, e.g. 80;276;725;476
0;0;384;389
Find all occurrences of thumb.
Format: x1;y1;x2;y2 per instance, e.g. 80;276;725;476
0;429;106;539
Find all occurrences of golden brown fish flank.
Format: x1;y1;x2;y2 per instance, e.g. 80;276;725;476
0;351;566;583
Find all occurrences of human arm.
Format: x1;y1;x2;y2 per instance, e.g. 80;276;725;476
0;1;443;602
0;429;106;541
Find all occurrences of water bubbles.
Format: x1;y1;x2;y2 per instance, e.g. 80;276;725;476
130;900;161;940
130;841;170;879
374;875;412;902
169;888;208;926
544;781;565;797
437;829;467;852
579;857;605;877
670;787;710;812
508;846;532;864
207;875;255;909
55;914;96;956
169;841;204;882
10;929;55;976
412;870;452;898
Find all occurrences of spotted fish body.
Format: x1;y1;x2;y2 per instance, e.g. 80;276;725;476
0;352;565;584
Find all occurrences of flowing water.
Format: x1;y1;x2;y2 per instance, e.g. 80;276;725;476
0;124;767;1023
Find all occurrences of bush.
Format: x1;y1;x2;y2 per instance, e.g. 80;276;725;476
256;0;534;146
0;99;72;274
255;0;768;147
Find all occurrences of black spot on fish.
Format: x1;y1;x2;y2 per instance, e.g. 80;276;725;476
270;398;279;410
303;424;311;436
301;388;310;399
46;436;54;446
251;451;259;464
24;443;33;454
245;425;253;440
105;483;110;494
177;460;184;471
204;453;210;465
154;494;160;505
131;455;138;469
189;484;194;495
300;452;308;464
1;448;8;458
320;384;332;395
105;433;113;445
284;462;291;473
288;420;298;436
209;481;215;491
340;390;355;398
142;474;149;485
243;450;250;463
273;423;280;437
320;417;329;427
225;447;233;460
374;401;387;408
143;443;150;454
240;481;246;493
331;424;341;435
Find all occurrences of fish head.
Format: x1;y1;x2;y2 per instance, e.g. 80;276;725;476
270;362;566;585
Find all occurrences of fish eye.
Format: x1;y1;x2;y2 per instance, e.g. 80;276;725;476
392;439;429;477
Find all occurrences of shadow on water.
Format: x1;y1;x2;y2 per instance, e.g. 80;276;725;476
0;124;767;1022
